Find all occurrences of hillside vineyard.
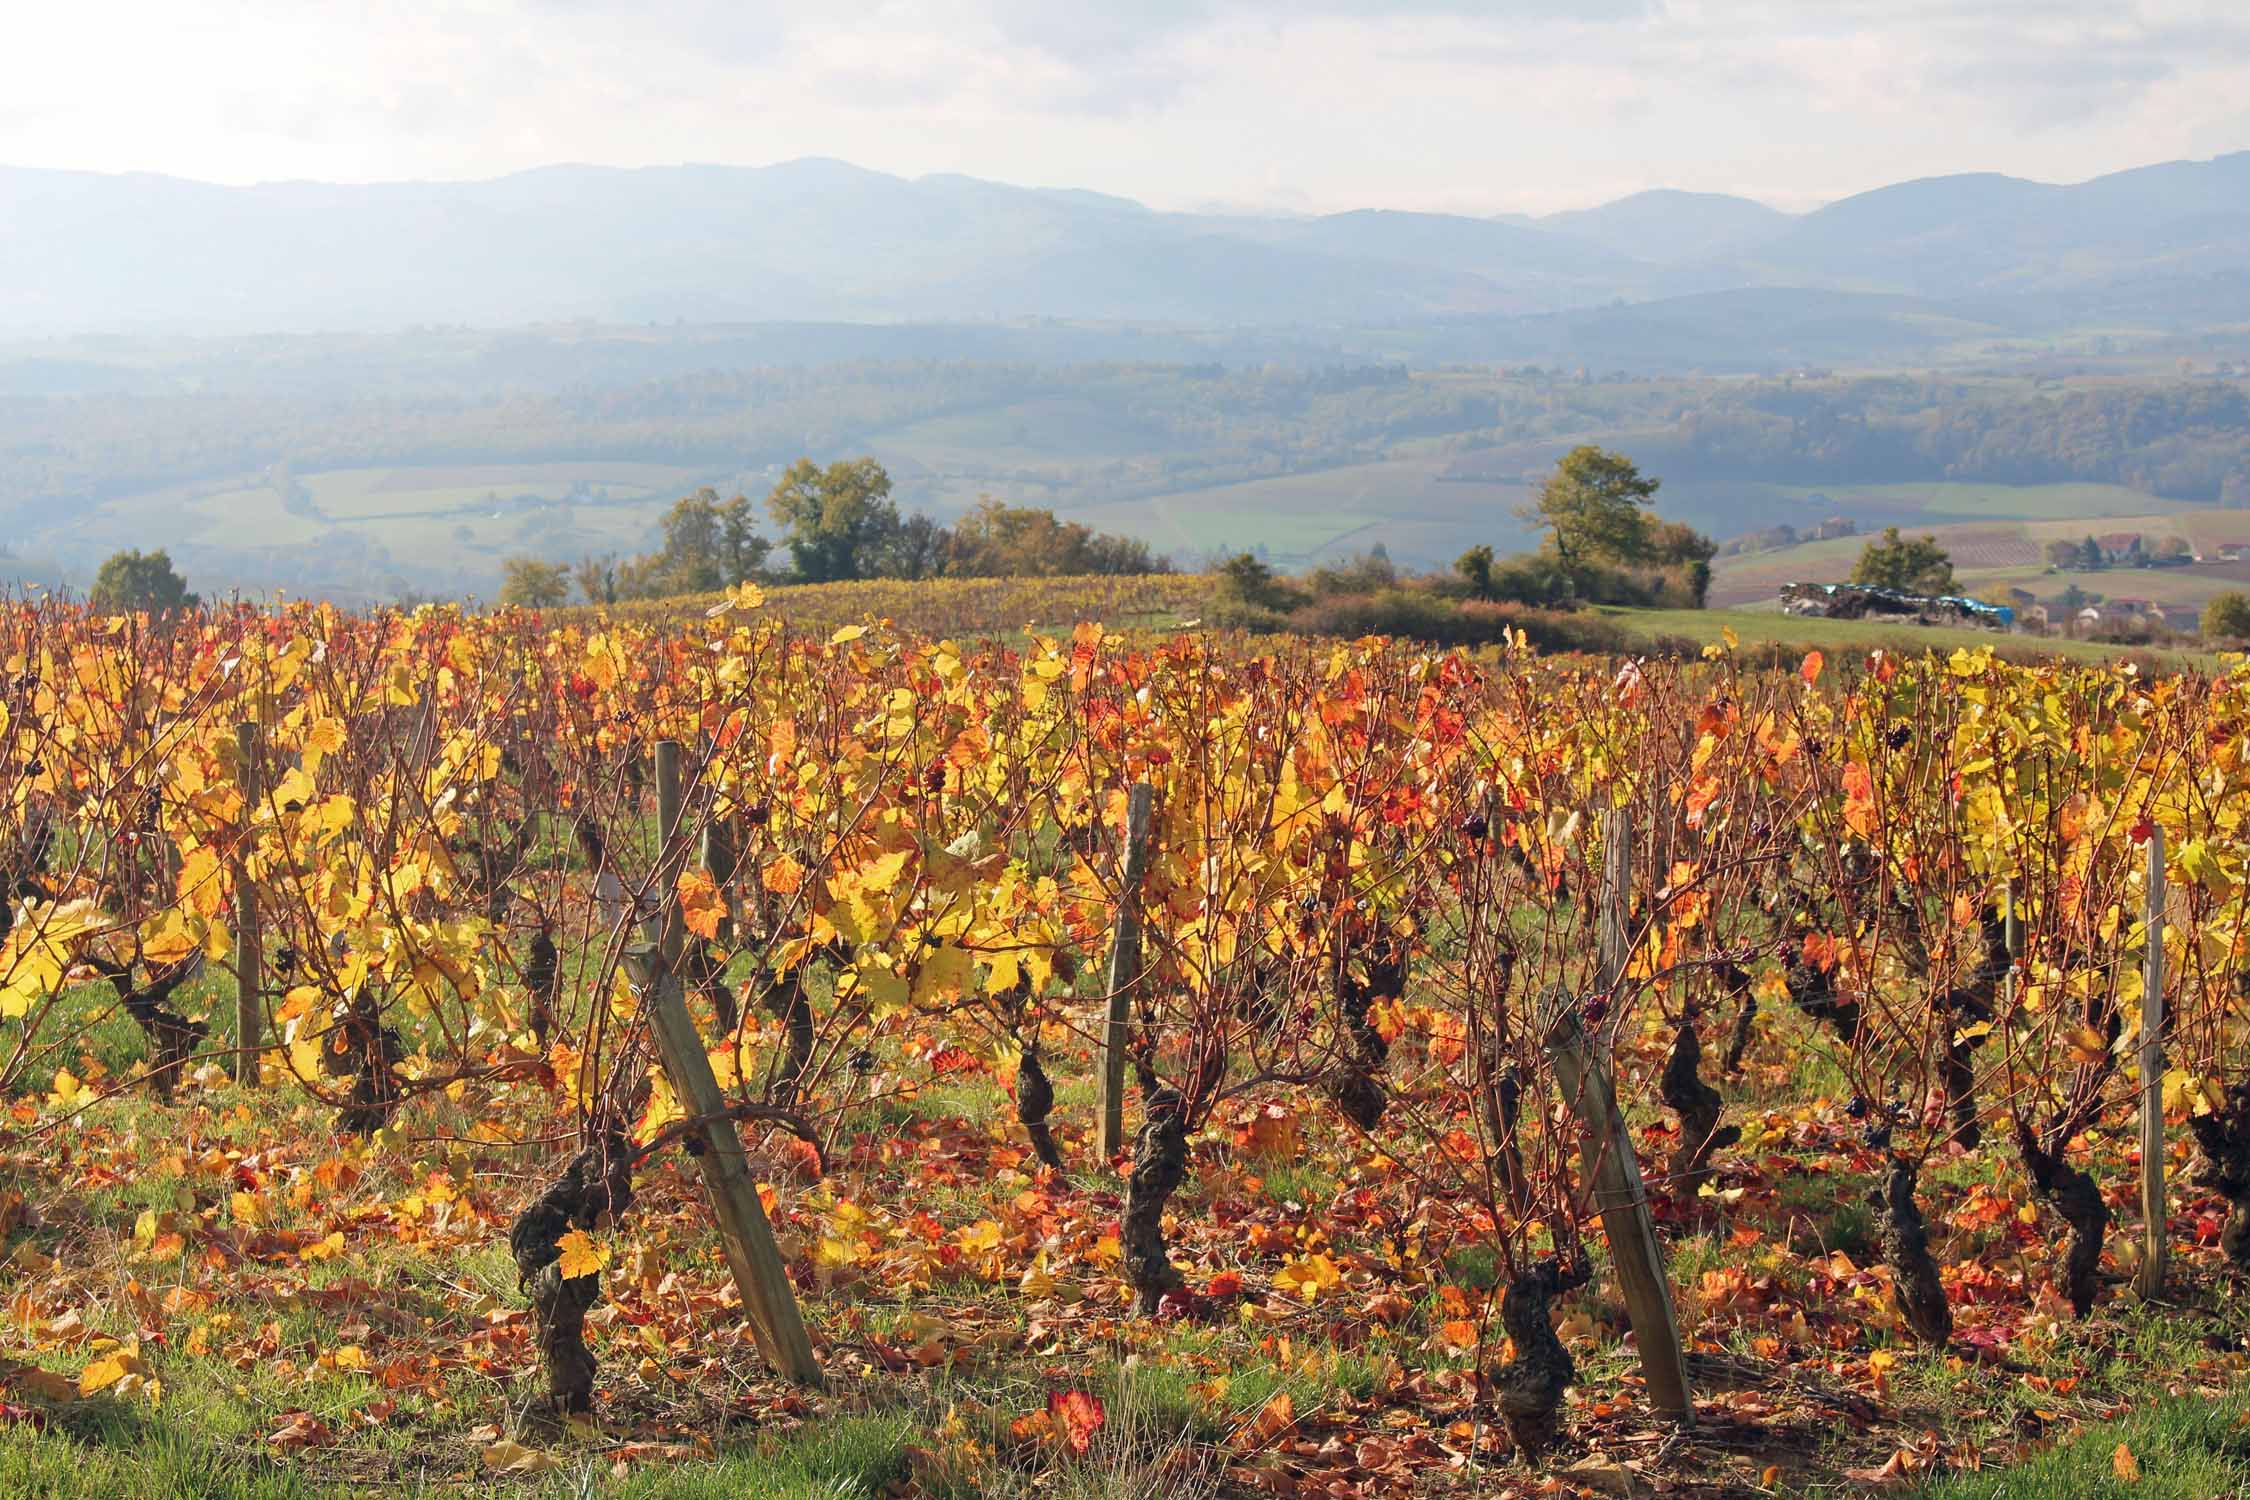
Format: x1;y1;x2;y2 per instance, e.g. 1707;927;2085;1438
6;596;2250;1483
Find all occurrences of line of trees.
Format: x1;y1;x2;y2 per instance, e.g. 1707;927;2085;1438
1212;446;1716;649
502;458;1170;607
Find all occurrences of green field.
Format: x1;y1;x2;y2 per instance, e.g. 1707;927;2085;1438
1071;457;1536;568
1606;606;2216;668
1710;501;2250;615
1807;480;2172;522
33;462;711;604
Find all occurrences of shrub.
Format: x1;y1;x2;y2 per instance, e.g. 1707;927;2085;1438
1281;590;1630;655
2204;591;2250;640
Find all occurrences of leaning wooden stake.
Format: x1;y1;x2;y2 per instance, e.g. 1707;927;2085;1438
1597;809;1631;994
2139;825;2167;1301
645;741;823;1386
1098;783;1155;1161
231;721;264;1083
1545;810;1693;1425
1545;1004;1693;1424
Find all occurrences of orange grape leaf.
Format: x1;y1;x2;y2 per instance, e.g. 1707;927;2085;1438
1231;1390;1296;1452
675;869;725;941
763;854;806;896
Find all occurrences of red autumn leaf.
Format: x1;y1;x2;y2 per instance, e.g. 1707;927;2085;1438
1047;1389;1105;1455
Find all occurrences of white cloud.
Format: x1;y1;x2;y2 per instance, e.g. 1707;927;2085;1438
1;0;2243;212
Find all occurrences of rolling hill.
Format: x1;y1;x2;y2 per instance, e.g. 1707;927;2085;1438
3;150;2248;340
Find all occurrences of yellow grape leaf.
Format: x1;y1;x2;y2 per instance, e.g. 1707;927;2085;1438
1273;1253;1342;1302
174;847;221;908
139;908;199;966
2067;1025;2109;1066
857;964;909;1020
703;581;766;617
270;766;316;813
79;1339;142;1397
301;716;346;772
48;1069;87;1110
555;1229;610;1280
911;944;974;1008
984;948;1023;996
287;1033;325;1084
302;794;355;842
829;623;867;645
482;1439;561;1474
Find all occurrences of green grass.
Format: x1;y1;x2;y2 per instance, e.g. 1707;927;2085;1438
1603;605;2214;668
1825;481;2169;522
1072;456;1538;569
1917;1391;2250;1500
0;1403;919;1499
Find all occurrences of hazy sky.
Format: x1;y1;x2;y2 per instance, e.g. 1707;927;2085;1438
7;0;2246;214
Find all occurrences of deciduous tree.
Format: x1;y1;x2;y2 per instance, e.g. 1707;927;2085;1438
89;548;196;613
1851;527;1955;594
1525;446;1660;572
766;458;899;583
500;557;572;608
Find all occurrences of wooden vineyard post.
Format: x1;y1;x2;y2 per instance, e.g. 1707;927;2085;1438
1545;1009;1693;1424
644;741;823;1386
1597;809;1631;994
1098;783;1155;1162
231;721;264;1083
2002;879;2019;966
2140;825;2167;1301
1545;809;1693;1425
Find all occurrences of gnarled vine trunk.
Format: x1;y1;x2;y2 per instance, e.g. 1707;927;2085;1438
1478;1055;1530;1218
1015;1045;1065;1172
524;928;560;1047
1493;1256;1591;1459
2016;1121;2109;1319
1661;1011;1738;1194
92;955;205;1101
1719;962;1757;1078
1122;1084;1188;1315
2190;1080;2250;1272
326;992;403;1136
1936;912;2009;1150
508;1129;636;1415
760;972;815;1104
1869;1156;1951;1345
1784;949;1860;1040
1324;940;1402;1130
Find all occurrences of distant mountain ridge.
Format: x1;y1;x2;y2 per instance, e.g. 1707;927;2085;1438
1;150;2246;336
